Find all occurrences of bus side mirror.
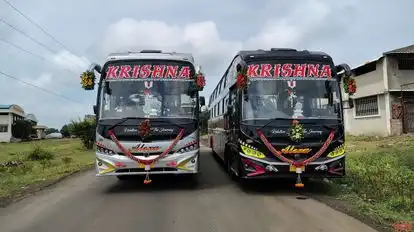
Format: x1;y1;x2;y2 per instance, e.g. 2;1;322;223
93;105;97;114
199;96;206;106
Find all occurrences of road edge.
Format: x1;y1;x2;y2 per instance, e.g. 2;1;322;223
306;193;391;232
0;164;94;208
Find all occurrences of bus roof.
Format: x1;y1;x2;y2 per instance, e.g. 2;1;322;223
236;48;333;62
105;50;195;64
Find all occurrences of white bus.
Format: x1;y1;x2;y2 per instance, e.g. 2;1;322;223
84;50;206;184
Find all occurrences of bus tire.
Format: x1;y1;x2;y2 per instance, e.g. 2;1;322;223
226;148;241;181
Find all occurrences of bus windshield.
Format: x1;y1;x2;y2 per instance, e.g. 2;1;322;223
243;69;341;120
100;80;197;119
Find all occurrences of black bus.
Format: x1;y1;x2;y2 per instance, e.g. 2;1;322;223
207;48;355;187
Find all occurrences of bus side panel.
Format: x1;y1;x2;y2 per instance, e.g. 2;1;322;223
208;117;226;161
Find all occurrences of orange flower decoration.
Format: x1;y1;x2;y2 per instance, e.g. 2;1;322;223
236;72;248;89
195;73;206;90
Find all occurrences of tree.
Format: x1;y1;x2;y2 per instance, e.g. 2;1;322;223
60;124;70;137
68;117;96;149
12;120;33;140
45;128;59;134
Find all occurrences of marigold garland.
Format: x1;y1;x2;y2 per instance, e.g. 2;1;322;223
290;120;304;142
80;71;95;90
236;68;248;90
195;72;206;91
343;76;357;95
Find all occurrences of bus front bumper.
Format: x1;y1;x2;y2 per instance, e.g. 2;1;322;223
239;152;345;179
95;150;199;176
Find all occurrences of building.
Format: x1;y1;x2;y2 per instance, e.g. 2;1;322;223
0;104;26;142
33;125;47;139
343;44;414;136
25;113;38;125
0;104;47;142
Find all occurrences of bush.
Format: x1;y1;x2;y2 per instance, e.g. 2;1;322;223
68;118;96;150
11;120;33;140
27;145;54;161
60;124;70;138
332;136;414;222
61;156;73;165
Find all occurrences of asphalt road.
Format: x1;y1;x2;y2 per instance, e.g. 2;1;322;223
0;146;378;232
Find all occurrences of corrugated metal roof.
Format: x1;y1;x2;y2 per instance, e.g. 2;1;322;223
383;44;414;55
351;56;383;71
0;104;12;109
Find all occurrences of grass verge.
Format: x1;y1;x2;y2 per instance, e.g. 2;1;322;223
327;135;414;230
0;138;94;204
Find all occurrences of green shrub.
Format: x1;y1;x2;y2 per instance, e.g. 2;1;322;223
336;149;414;216
68;117;96;150
27;145;54;161
61;156;73;165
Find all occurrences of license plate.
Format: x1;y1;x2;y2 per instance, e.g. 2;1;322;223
289;165;305;173
138;163;155;169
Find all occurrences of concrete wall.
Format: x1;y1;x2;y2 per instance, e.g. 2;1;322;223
387;57;414;90
351;59;386;98
0;114;11;142
344;94;389;136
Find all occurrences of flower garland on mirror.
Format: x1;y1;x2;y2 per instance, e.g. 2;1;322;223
80;71;95;90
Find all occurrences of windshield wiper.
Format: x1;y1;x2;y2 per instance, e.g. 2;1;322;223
245;118;292;131
106;117;149;132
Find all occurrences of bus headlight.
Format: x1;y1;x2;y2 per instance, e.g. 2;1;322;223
96;145;116;155
327;144;345;158
239;140;265;159
177;143;199;154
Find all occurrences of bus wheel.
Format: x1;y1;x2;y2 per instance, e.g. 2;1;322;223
227;150;241;181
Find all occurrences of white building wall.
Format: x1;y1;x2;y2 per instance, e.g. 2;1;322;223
0;114;11;142
344;94;389;136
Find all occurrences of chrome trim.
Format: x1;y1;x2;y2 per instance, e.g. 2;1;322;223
239;152;345;165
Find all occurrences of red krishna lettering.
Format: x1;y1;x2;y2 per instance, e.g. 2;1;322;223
105;65;191;79
246;63;332;79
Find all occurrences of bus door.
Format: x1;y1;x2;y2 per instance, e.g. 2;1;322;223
225;85;238;147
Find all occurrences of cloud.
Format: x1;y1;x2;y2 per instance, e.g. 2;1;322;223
49;50;90;73
100;1;335;96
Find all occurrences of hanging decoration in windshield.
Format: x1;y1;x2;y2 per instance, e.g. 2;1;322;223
246;63;332;79
105;64;191;80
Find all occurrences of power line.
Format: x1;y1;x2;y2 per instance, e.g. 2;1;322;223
0;70;81;104
0;37;45;61
0;18;87;71
0;17;57;54
2;0;91;65
0;37;79;76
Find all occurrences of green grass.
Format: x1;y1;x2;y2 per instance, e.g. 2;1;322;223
329;135;414;226
0;139;94;199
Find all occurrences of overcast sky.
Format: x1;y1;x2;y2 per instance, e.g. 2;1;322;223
0;0;413;129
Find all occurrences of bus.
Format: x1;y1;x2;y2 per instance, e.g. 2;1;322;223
207;48;355;187
81;50;206;184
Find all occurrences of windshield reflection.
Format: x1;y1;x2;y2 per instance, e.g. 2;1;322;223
100;80;197;119
243;79;341;120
